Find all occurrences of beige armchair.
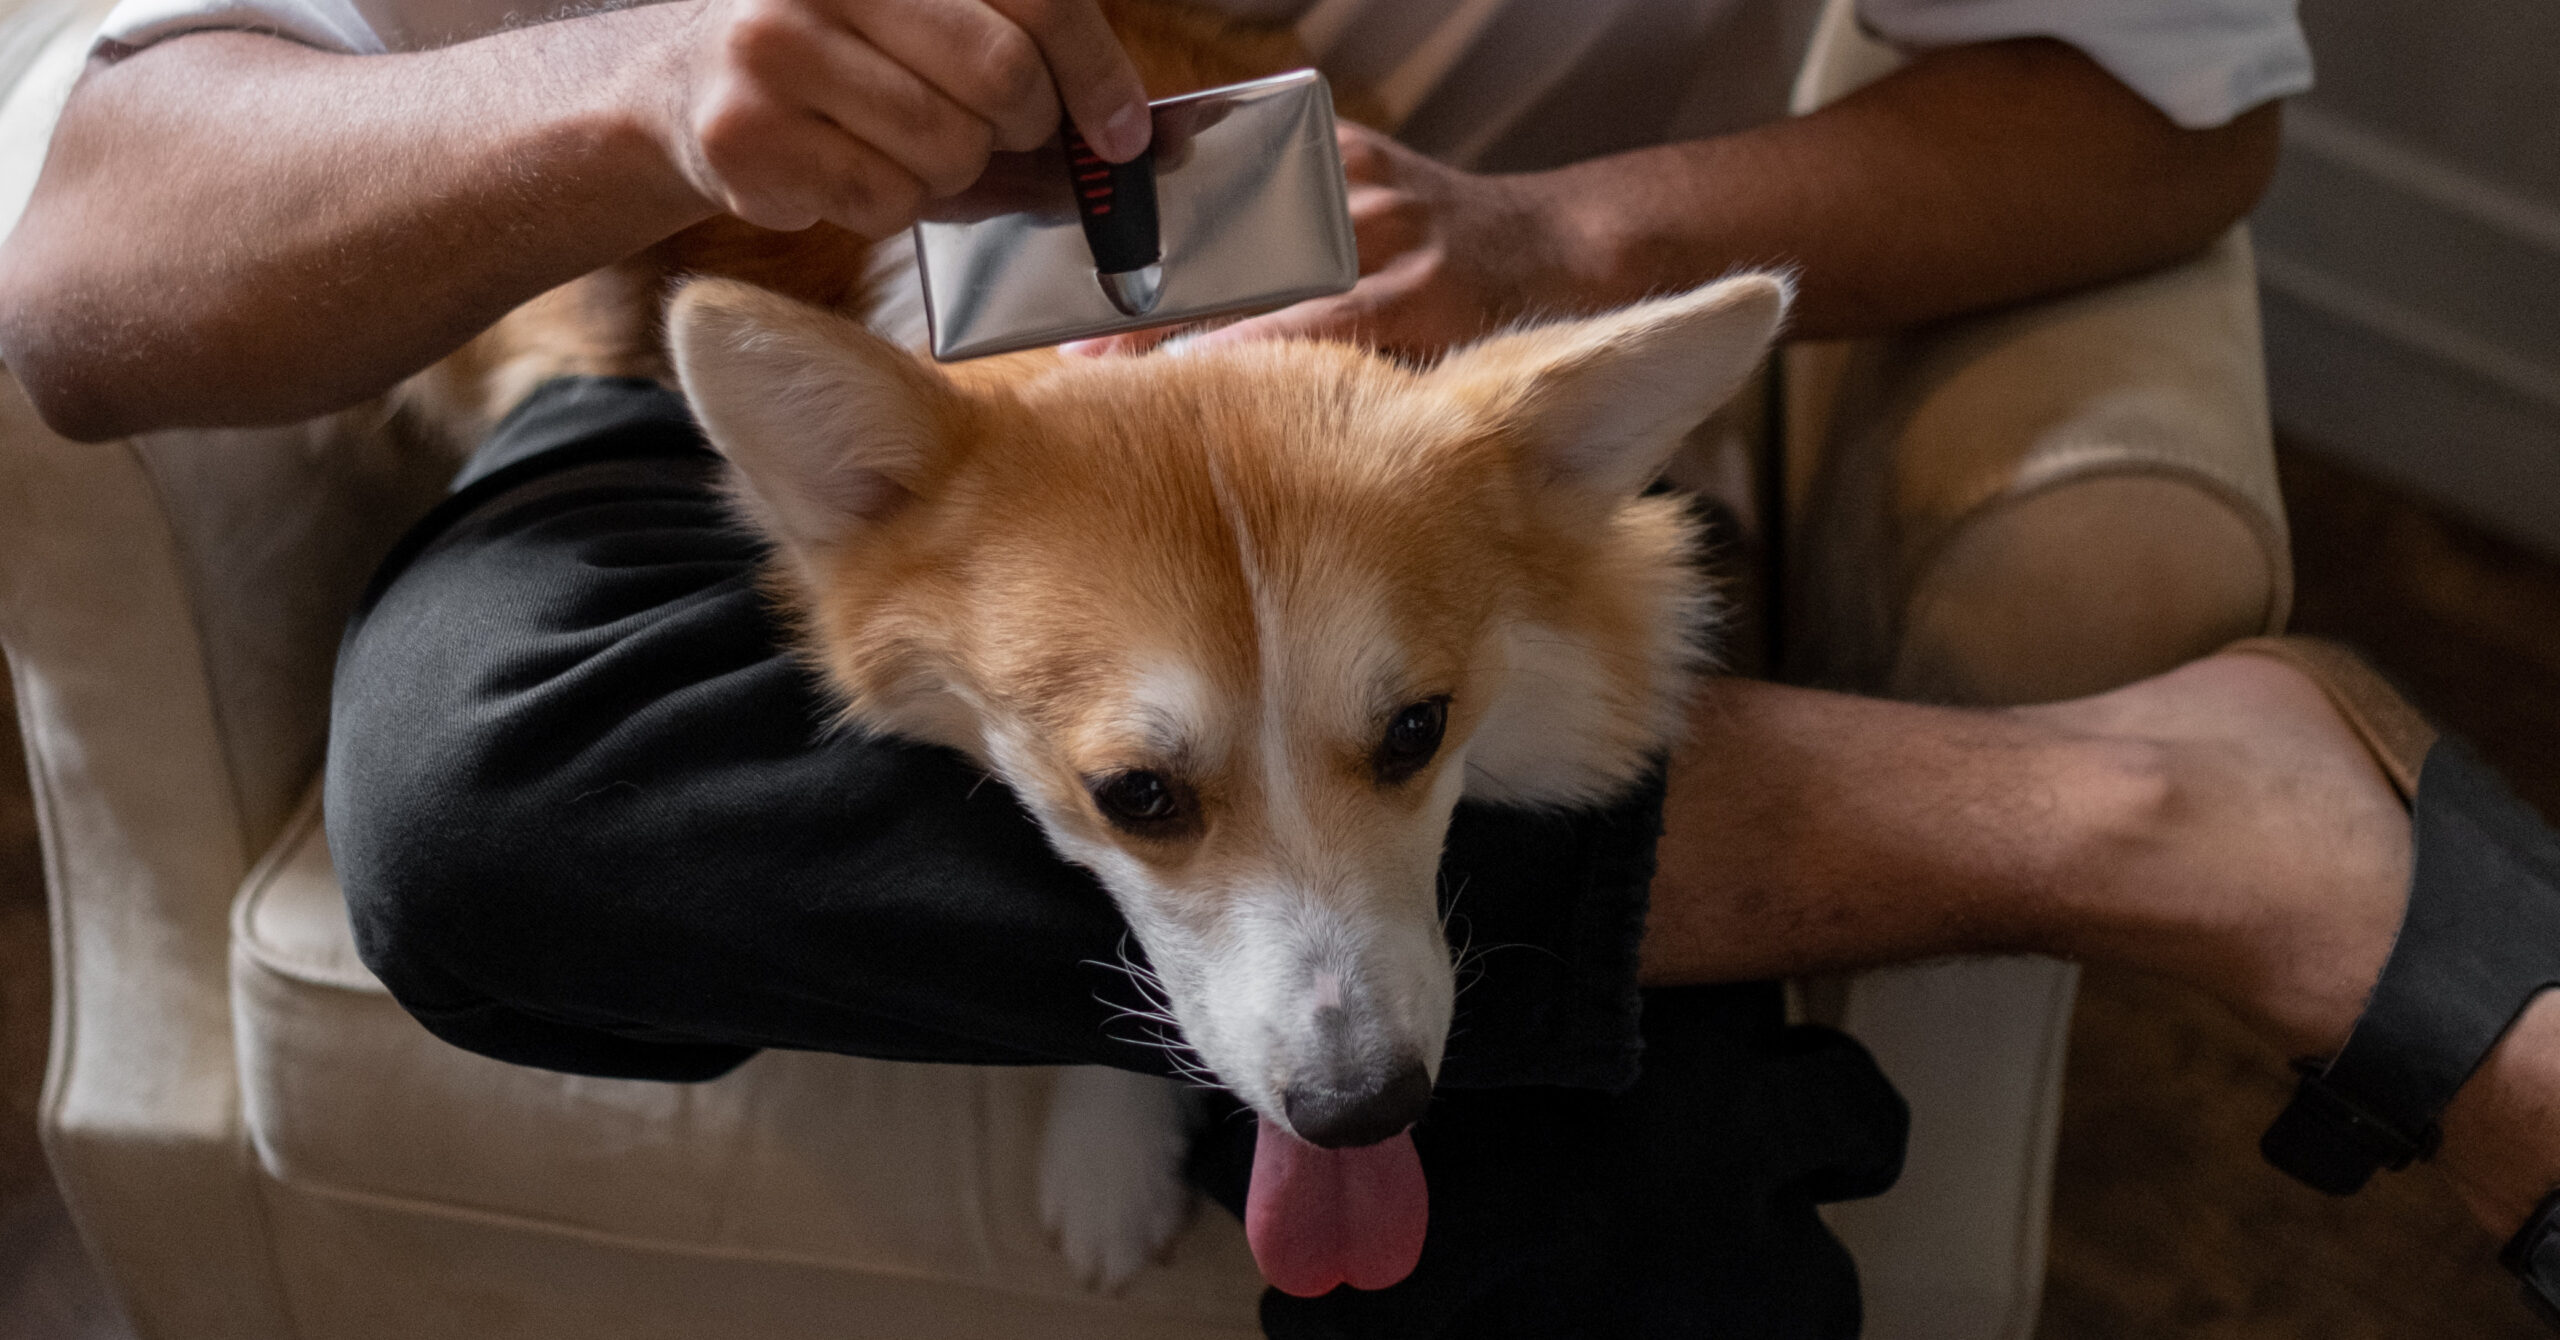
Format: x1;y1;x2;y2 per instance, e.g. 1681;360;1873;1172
0;0;2285;1335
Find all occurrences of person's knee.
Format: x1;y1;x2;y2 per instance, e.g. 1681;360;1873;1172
1890;473;2286;705
325;678;545;1022
327;677;760;1080
325;557;605;1035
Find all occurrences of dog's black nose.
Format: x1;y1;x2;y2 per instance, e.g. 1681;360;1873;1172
1282;1058;1432;1149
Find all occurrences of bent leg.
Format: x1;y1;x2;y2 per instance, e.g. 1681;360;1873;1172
330;393;1165;1076
1646;658;2560;1244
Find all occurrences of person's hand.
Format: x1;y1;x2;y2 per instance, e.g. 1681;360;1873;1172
659;0;1152;237
1068;122;1590;360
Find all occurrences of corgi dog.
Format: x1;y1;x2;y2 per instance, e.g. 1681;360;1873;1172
410;0;1787;1299
659;273;1785;1292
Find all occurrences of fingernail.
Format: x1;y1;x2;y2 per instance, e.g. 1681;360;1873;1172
1103;102;1151;161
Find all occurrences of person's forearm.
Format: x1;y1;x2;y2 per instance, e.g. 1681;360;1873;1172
1535;38;2282;340
0;7;712;440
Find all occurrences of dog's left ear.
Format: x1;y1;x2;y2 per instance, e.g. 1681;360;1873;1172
668;277;957;555
1435;272;1790;499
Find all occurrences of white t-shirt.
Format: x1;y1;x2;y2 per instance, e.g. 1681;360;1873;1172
91;0;2311;169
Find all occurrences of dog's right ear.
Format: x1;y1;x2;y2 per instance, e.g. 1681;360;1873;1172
667;278;954;554
1430;273;1790;504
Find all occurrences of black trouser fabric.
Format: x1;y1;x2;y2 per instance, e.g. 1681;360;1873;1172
327;376;1908;1338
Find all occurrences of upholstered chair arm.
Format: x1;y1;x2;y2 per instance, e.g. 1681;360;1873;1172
1782;225;2291;703
0;375;298;1339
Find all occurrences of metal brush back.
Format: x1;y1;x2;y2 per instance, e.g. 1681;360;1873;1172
914;70;1358;361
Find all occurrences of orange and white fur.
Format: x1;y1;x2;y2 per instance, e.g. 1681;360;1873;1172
665;274;1782;1284
406;1;1787;1291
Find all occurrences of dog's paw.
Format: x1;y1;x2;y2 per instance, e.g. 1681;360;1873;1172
1038;1067;1198;1291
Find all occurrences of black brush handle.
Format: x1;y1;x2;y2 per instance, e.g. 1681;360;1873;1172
1064;119;1159;275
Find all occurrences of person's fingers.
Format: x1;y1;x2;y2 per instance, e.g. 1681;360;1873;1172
1063;290;1382;356
843;0;1057;153
1335;121;1402;185
1347;184;1427;276
1199;245;1494;358
768;23;995;197
985;0;1151;161
780;126;931;236
818;141;934;235
1059;323;1182;357
693;89;928;234
1185;290;1377;350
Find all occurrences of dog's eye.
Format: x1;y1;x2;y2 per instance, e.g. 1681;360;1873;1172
1374;697;1449;784
1089;770;1192;835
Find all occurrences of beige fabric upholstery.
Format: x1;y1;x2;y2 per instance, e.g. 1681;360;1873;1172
1;0;2286;1333
0;372;298;1337
235;796;1265;1339
1786;229;2291;702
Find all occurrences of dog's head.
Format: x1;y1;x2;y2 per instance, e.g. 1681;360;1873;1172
669;275;1786;1145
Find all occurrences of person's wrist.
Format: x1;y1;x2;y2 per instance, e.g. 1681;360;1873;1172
594;0;727;230
1503;165;1663;320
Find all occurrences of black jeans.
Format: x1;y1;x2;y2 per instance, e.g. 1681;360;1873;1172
327;376;1907;1338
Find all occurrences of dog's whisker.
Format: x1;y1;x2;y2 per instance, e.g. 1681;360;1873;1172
1110;932;1174;996
1081;977;1176;1017
1093;952;1224;1091
1455;939;1571;970
1080;939;1191;1051
1129;1023;1223;1089
1447;917;1488;1004
1089;988;1184;1030
1436;873;1472;937
1100;1013;1178;1041
1099;1021;1215;1080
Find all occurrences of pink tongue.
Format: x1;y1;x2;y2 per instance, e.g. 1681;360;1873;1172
1244;1118;1428;1297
